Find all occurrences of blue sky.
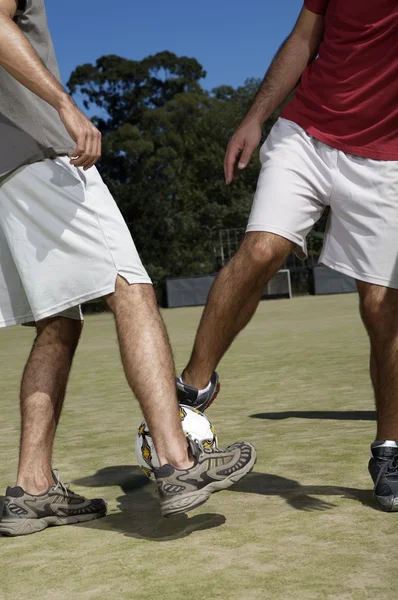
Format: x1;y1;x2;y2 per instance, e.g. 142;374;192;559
46;0;302;92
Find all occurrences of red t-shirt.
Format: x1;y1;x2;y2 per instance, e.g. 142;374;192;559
282;0;398;160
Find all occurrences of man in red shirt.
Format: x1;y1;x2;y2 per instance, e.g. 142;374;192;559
177;0;398;511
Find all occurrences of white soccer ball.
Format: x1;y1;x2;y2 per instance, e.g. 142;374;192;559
135;405;218;480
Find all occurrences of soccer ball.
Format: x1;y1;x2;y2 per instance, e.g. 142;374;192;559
135;405;218;480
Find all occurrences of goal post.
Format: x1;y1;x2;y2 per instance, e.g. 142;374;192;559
263;268;292;300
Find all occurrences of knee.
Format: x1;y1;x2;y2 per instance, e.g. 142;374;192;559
35;317;83;350
360;289;398;342
237;232;292;274
103;276;155;312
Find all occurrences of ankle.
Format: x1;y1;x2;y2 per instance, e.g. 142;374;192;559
170;457;194;470
158;447;194;471
181;368;211;391
16;470;53;495
375;434;398;444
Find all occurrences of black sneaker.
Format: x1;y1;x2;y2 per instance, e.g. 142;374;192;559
369;442;398;512
155;437;256;517
0;472;107;536
176;371;220;412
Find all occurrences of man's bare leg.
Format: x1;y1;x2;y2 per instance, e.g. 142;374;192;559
104;277;192;468
182;232;294;389
358;281;398;440
358;281;398;511
16;317;82;494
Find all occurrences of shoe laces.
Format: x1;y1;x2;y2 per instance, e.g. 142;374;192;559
52;469;75;498
187;435;223;457
374;455;398;493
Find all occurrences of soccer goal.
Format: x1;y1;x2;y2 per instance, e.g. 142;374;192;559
263;268;292;300
218;228;292;300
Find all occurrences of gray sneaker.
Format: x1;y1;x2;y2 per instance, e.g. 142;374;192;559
176;372;220;412
155;438;256;517
0;473;107;537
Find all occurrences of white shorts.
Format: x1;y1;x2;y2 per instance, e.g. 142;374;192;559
247;118;398;288
0;156;151;327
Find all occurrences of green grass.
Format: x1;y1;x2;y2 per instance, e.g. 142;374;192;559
1;294;397;599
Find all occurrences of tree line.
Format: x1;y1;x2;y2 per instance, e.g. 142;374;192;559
69;51;325;292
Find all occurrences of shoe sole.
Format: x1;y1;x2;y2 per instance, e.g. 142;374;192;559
373;495;398;512
0;510;107;537
161;446;257;518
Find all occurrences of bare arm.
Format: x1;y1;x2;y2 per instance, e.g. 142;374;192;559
224;6;325;184
0;0;101;169
244;6;324;125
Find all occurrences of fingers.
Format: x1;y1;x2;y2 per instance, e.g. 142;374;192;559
69;127;101;170
237;144;255;172
59;102;101;169
224;120;262;184
92;130;102;168
85;128;102;170
224;140;242;185
82;128;101;170
71;131;92;169
69;133;86;167
224;137;256;184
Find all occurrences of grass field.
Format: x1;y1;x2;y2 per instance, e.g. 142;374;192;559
0;294;397;599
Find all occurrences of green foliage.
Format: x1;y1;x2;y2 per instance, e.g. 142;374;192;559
68;52;323;287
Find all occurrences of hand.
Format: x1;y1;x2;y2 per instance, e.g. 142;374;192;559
58;97;102;170
224;119;262;184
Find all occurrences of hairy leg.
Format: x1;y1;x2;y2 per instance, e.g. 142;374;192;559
17;317;82;494
358;281;398;440
104;278;191;468
183;232;294;388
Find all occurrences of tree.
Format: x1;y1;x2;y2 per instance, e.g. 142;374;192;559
68;52;324;290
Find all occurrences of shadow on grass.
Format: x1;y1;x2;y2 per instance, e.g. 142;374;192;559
231;472;374;511
72;466;226;541
73;466;375;539
251;410;376;421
